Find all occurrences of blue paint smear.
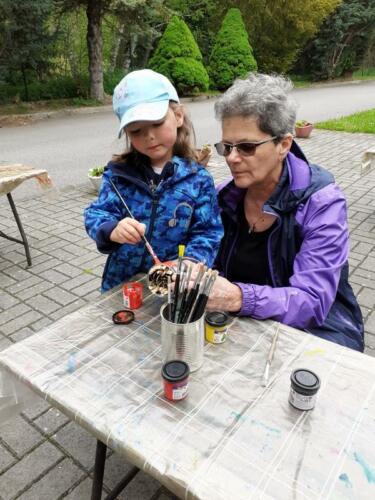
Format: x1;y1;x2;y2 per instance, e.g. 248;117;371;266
67;353;76;373
339;473;352;488
354;452;375;484
250;419;281;434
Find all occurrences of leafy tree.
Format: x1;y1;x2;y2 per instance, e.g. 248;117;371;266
295;0;375;80
109;0;172;72
149;16;209;94
0;0;55;100
230;0;341;73
55;0;172;100
208;8;257;90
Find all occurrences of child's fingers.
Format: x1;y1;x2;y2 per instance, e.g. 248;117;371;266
121;218;146;240
111;218;146;244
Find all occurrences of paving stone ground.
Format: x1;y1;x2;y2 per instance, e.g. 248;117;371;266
0;129;374;499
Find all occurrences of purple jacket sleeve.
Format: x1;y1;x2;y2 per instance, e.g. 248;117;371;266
234;184;349;329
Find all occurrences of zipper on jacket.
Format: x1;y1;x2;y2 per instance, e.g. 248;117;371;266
140;194;159;269
266;211;280;287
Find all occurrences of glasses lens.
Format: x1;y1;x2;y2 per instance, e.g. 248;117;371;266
236;143;257;156
214;142;229;156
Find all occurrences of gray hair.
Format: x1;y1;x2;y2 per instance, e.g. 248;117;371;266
214;73;297;137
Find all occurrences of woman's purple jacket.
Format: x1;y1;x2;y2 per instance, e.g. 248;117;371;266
215;141;364;352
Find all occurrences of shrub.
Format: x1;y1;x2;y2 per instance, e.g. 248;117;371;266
208;8;257;90
149;16;209;94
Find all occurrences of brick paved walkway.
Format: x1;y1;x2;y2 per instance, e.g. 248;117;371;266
0;129;374;499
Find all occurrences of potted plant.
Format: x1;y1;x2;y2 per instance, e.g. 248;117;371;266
88;166;105;192
295;120;313;139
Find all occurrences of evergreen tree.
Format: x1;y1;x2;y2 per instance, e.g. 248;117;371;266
208;8;257;90
295;0;375;80
166;0;225;63
149;15;209;94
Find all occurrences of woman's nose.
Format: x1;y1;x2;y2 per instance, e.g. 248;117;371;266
226;146;241;162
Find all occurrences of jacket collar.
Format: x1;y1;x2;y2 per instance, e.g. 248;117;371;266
108;155;198;188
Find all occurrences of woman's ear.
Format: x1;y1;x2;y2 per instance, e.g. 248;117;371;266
173;105;185;128
278;133;293;160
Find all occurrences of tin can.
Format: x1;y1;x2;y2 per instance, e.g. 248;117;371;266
161;360;190;401
122;282;143;309
205;311;231;344
289;368;321;410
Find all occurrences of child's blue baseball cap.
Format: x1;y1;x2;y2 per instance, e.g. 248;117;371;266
113;69;179;136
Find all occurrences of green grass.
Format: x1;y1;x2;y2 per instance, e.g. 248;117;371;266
0;97;104;116
315;108;375;134
353;67;375;80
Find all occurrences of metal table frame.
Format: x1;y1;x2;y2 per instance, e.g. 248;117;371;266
91;439;140;500
0;192;32;266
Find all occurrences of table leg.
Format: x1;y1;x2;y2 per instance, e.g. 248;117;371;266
1;193;32;266
91;440;107;500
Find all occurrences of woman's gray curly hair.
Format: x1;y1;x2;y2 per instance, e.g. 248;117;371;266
214;73;297;138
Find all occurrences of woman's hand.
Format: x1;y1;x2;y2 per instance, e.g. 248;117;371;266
206;276;243;312
110;217;146;244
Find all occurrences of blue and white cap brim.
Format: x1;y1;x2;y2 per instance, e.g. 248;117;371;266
118;100;170;136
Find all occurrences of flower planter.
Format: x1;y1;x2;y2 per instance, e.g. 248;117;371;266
295;123;313;139
88;174;102;192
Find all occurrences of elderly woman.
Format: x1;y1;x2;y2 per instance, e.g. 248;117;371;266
208;73;364;352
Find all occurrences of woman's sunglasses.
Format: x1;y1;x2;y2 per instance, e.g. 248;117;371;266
214;136;278;157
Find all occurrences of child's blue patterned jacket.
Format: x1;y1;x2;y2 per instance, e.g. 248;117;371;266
84;156;224;291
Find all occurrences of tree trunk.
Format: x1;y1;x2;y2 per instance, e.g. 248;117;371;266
110;23;125;72
86;0;104;101
21;65;29;102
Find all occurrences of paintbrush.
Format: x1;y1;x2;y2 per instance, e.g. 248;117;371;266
182;263;205;323
190;270;218;321
171;245;185;321
262;324;280;388
109;177;161;265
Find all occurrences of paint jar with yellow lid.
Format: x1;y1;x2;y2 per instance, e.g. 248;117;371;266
205;311;231;344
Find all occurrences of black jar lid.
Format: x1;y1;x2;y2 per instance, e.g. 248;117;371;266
112;309;135;325
161;360;190;382
205;311;229;327
290;369;320;396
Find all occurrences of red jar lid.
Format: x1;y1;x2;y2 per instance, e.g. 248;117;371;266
161;360;190;382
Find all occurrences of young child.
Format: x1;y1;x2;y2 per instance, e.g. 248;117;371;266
84;69;223;291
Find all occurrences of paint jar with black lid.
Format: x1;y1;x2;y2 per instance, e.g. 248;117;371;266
161;360;190;401
289;368;320;411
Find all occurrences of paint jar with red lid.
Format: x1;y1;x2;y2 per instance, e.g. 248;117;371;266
122;282;143;309
161;360;190;401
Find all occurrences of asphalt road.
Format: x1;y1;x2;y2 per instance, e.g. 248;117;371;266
1;79;374;200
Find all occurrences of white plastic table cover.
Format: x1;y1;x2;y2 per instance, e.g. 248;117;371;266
0;164;49;195
1;277;375;499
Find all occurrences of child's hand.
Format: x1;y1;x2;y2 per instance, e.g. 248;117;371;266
110;217;146;244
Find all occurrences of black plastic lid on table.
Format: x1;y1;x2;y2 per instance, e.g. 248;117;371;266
112;309;135;325
205;311;229;327
291;369;320;395
162;360;190;382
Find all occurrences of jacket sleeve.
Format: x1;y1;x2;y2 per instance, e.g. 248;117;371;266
83;171;123;254
235;184;350;329
184;171;224;267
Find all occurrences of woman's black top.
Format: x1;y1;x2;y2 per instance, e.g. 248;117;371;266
227;204;276;285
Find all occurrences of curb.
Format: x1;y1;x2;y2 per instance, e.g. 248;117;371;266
0;94;219;128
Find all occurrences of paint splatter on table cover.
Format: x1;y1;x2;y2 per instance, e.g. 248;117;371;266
0;277;374;499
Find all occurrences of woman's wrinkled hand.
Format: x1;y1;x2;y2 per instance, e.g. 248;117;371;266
110;217;146;244
206;276;243;312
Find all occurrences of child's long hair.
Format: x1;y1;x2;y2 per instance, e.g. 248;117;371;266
112;102;199;164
